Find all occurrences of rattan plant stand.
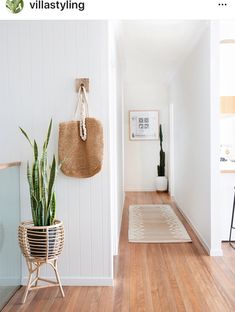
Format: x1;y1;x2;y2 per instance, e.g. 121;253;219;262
18;220;65;303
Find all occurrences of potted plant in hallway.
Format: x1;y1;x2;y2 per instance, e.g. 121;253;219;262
156;124;168;191
18;119;65;303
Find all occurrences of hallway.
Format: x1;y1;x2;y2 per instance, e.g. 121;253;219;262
3;192;235;311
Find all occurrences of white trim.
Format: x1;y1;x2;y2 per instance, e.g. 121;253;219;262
21;277;114;286
175;201;211;256
209;249;223;257
113;195;125;256
176;201;223;256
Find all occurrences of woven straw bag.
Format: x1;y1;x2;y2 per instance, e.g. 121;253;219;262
58;86;103;178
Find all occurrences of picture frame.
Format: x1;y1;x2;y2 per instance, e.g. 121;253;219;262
129;110;159;141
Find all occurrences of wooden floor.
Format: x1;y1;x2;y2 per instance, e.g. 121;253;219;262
3;192;235;311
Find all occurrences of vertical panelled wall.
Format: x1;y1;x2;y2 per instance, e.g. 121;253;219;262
0;21;114;285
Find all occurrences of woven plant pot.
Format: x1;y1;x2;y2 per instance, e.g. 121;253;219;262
18;220;64;261
18;220;65;303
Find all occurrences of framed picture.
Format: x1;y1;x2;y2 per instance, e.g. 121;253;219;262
129;110;159;141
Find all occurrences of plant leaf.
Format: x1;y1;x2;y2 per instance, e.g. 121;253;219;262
38;200;43;226
32;160;40;201
49;192;56;225
40;149;48;224
47;155;56;209
27;162;38;225
33;140;38;160
27;162;33;196
31;195;38;225
43;118;52;151
19;127;33;147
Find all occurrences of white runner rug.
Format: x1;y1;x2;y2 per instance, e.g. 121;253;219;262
129;204;192;243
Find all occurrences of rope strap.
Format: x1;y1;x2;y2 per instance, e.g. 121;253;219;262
74;85;89;141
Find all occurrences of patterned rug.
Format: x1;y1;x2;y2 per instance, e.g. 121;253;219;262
128;204;192;243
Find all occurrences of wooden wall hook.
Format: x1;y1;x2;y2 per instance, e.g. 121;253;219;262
75;78;89;92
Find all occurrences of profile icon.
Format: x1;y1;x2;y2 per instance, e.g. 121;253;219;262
6;0;24;13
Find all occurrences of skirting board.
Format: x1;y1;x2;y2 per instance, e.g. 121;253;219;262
21;277;114;286
209;249;223;257
114;197;125;256
174;201;223;257
125;188;156;192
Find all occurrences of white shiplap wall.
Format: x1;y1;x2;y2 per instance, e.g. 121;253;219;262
0;21;114;285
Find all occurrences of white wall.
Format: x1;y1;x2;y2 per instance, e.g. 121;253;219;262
124;82;169;191
108;22;124;255
219;21;235;241
220;42;235;96
210;21;222;255
0;21;116;285
169;24;222;255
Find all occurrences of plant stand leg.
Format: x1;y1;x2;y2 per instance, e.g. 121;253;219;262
229;188;235;249
22;261;33;304
53;259;65;297
35;262;40;287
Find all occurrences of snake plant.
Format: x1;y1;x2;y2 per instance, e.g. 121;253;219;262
20;119;57;226
157;124;165;177
6;0;24;13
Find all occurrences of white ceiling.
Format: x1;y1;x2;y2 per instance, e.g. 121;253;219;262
118;21;209;84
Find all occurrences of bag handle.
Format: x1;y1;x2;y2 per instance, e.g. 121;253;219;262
73;85;89;141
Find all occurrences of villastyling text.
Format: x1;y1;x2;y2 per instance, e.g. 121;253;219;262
29;0;85;11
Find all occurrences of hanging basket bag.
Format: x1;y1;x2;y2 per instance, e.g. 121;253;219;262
58;86;104;178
